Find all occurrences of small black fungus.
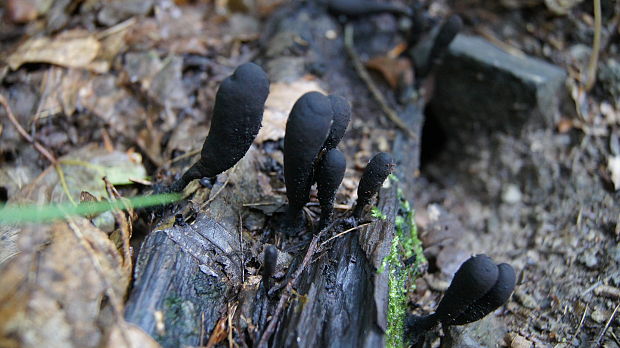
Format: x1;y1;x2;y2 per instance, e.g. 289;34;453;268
408;3;430;47
444;262;516;326
316;149;346;230
262;245;278;292
327;0;412;17
419;14;462;77
352;152;395;219
322;95;351;152
0;186;7;203
283;92;334;234
405;255;516;345
433;254;499;324
171;63;270;192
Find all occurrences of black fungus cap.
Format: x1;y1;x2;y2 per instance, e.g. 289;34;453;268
444;262;516;326
405;255;516;345
262;245;278;290
434;254;499;324
199;62;270;176
171;63;269;192
322;95;351;151
352;152;394;219
418;14;463;78
316;149;346;230
283;92;334;217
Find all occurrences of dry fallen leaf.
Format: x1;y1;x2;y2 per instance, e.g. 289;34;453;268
0;218;134;348
106;322;161;348
256;79;326;143
365;56;413;89
7;32;101;70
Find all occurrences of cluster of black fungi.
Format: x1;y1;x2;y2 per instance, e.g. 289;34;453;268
169;63;516;344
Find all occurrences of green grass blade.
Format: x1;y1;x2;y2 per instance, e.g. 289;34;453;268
0;193;181;224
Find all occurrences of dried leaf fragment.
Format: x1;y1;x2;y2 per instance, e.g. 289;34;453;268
257;79;326;143
8;34;101;70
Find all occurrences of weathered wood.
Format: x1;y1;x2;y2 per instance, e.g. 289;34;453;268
124;2;425;347
124;148;266;347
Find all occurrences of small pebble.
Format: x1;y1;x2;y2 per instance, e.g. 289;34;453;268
590;308;607;323
514;290;538;309
502;184;522;204
506;333;532;348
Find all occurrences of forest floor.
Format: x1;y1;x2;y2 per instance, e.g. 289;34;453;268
0;0;619;347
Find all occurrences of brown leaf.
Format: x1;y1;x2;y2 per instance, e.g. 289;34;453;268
0;218;131;348
365;56;413;89
7;31;101;70
257;79;326;143
105;322;161;348
6;0;39;23
78;75;148;137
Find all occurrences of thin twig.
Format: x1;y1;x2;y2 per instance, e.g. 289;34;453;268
571;303;588;340
585;0;601;91
595;303;619;345
343;24;416;139
167;149;201;166
319;223;370;247
257;220;338;348
0;93;78;204
0;94;57;164
55;165;77;205
239;212;245;284
201;165;236;208
200;312;206;346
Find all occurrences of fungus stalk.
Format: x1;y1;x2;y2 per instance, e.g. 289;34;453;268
352;152;395;220
316;149;346;230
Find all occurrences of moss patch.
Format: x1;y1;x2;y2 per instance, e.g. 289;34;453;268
380;187;426;348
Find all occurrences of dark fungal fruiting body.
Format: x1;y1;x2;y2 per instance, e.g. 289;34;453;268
322;95;352;152
418;14;463;78
283;92;333;234
405;255;516;345
352;152;395;219
444;262;516;326
262;245;278;292
433;254;499;323
170;63;270;192
428;15;462;67
327;0;412;17
316;149;346;231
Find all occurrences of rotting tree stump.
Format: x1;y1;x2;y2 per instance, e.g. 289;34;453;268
124;2;425;347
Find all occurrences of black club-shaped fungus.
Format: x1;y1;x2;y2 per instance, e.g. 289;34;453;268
171;63;270;192
433;254;499;324
322;95;351;152
316;148;346;230
352;152;395;219
418;14;463;78
262;245;278;292
405;255;516;345
444;262;517;325
283;92;333;234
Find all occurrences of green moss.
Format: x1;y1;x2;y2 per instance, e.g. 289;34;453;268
381;187;426;348
371;206;388;220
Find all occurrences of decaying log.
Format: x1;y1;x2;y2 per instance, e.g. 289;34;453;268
125;2;425;347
